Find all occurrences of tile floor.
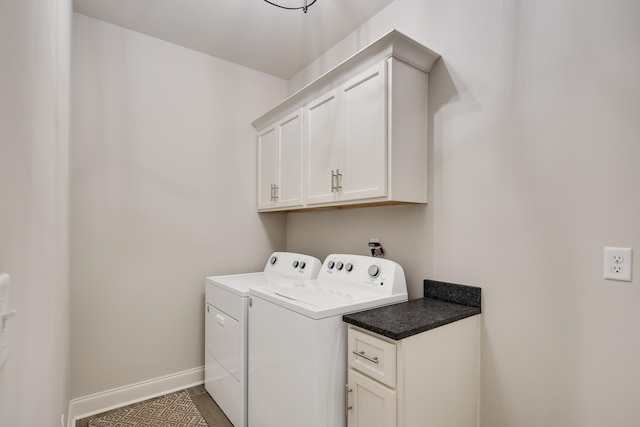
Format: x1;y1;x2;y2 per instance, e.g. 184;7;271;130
75;385;233;427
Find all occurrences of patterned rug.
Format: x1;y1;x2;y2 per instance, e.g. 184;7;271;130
88;390;208;427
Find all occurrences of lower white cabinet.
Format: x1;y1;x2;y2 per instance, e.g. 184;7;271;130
346;316;480;427
348;369;397;427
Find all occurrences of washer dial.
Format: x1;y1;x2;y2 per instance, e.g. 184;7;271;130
368;265;381;278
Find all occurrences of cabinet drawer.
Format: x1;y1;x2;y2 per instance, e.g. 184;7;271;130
348;327;396;388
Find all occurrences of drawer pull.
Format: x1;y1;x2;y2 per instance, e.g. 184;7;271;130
353;350;379;364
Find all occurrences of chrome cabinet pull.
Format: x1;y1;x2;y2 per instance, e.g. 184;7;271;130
331;170;336;192
345;384;352;418
331;169;342;193
273;184;279;201
353;350;379;364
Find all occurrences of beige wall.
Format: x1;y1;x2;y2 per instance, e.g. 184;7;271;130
67;1;640;425
0;0;71;425
287;0;640;426
70;14;287;398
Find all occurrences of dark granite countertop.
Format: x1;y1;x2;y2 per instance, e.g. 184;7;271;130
343;280;481;341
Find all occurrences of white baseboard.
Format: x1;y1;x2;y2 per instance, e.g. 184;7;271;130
67;366;204;427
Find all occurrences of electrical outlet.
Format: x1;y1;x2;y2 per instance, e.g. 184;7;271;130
603;247;632;281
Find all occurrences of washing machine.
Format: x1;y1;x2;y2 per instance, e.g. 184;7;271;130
205;252;321;427
247;254;408;427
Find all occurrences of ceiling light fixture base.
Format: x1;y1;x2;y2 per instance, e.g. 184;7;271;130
264;0;318;13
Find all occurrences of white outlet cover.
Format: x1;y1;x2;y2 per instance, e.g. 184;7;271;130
603;247;632;282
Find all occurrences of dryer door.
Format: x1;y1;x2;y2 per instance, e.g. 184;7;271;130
206;304;241;380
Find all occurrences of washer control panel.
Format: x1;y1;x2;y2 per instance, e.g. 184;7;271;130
319;254;407;296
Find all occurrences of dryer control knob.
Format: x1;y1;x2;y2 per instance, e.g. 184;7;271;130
345;263;353;272
368;265;380;278
299;261;306;269
270;256;277;265
336;262;344;271
292;261;299;268
327;261;335;269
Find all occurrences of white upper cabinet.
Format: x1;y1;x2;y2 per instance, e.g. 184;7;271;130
305;62;387;206
252;30;440;212
305;91;340;205
257;109;304;210
337;61;387;202
257;124;278;210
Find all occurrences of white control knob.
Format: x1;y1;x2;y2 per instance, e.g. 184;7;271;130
270;256;277;265
368;265;380;278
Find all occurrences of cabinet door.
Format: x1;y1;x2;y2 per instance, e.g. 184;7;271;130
304;90;339;205
276;110;303;208
257;125;277;210
348;369;396;427
340;62;387;201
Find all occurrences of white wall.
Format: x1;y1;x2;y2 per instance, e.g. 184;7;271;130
0;0;71;426
286;0;640;426
70;14;287;399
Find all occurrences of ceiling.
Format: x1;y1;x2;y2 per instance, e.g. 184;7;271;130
73;0;395;79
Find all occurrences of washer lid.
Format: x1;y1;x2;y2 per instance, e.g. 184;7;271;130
268;280;377;307
251;279;407;320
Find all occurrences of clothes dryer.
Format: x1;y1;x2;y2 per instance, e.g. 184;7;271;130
205;252;321;427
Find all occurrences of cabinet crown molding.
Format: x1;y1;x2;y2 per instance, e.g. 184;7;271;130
252;29;440;131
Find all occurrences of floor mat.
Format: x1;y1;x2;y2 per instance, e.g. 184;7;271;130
88;389;208;427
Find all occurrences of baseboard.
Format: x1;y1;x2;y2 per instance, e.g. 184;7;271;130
67;366;204;427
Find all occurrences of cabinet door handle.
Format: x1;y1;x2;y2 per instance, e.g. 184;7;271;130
331;170;342;193
353;350;379;364
273;184;279;201
345;384;352;418
331;170;336;192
